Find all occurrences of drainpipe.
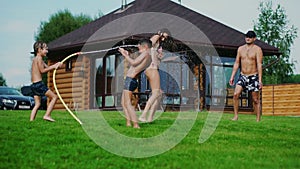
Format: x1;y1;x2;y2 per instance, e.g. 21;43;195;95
121;0;125;9
121;0;128;10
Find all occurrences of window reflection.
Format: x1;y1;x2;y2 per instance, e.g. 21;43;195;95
205;56;241;107
106;55;115;77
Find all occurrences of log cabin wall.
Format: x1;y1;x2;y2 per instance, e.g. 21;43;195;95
48;55;91;110
262;83;300;116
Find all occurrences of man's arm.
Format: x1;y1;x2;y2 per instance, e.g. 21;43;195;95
229;48;241;86
256;47;263;89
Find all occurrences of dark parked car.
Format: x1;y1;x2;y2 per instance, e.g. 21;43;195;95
21;86;47;110
0;86;35;110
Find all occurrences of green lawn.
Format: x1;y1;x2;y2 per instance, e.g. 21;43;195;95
1;110;299;169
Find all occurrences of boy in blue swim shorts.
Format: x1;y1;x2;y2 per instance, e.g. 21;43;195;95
30;41;62;122
119;39;152;128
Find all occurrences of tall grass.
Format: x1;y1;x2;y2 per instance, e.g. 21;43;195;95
1;110;299;169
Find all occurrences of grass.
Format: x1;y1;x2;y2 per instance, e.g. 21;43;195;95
1;110;299;169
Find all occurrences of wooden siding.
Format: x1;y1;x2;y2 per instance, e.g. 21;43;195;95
262;84;300;116
48;55;91;110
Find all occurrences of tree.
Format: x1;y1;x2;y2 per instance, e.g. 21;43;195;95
34;9;101;83
253;1;298;84
35;9;94;43
0;73;7;86
285;74;300;83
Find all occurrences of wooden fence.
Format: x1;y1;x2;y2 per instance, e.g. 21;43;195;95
262;83;300;116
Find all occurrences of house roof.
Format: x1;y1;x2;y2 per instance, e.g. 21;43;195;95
48;0;280;56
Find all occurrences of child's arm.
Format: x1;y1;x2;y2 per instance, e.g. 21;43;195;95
150;34;161;46
37;57;61;73
119;48;148;66
43;62;49;68
155;47;163;60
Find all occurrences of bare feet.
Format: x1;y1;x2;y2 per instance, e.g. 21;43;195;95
126;120;132;127
139;116;147;123
231;116;238;121
133;122;140;129
43;116;55;122
147;117;153;123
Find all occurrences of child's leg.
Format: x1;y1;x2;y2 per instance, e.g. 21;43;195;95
147;90;162;122
141;69;161;122
43;90;58;121
122;91;131;126
139;92;157;122
124;90;140;128
30;96;41;121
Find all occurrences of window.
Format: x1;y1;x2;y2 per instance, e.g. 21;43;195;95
106;55;115;77
95;58;103;107
205;56;252;109
182;64;189;90
95;58;103;76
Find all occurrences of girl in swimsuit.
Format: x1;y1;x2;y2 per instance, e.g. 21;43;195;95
139;29;171;122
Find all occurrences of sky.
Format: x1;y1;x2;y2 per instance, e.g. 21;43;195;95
0;0;299;87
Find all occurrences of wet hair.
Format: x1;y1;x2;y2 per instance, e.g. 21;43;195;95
32;41;47;56
156;28;177;52
160;28;172;37
138;39;152;48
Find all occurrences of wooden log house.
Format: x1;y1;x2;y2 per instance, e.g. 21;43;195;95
47;0;281;112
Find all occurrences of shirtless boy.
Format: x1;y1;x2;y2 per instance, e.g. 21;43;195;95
30;41;62;122
229;31;263;122
119;39;152;128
